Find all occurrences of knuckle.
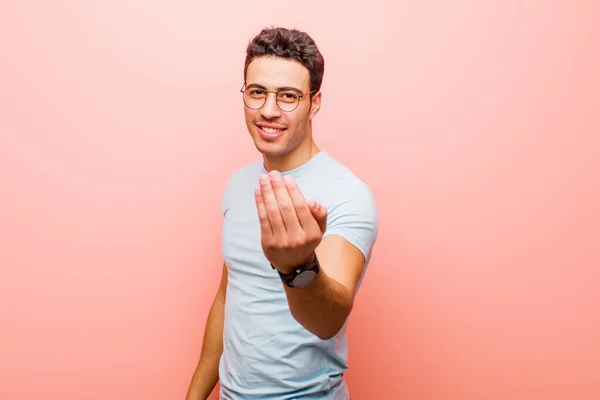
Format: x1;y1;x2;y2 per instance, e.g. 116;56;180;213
267;208;280;218
289;236;305;249
294;202;308;214
306;232;321;243
280;202;294;213
297;232;308;244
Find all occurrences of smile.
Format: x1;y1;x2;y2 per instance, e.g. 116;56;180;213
257;125;287;140
262;127;284;133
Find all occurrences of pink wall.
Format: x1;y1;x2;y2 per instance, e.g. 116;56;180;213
1;1;599;399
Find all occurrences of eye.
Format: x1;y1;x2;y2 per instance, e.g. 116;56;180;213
249;89;265;97
278;91;299;103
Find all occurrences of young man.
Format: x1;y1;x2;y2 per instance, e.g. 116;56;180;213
186;27;378;400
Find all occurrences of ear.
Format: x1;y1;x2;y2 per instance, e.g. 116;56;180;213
308;91;322;121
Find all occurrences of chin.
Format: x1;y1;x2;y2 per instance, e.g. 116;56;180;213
251;128;304;158
255;142;290;158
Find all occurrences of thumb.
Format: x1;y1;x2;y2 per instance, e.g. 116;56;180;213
308;199;327;233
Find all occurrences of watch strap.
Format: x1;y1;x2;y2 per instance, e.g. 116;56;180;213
271;254;320;288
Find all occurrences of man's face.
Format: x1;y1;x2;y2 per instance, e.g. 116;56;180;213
243;56;321;158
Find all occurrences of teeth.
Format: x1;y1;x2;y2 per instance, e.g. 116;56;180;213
262;127;283;133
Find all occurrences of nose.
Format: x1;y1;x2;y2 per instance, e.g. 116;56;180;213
259;93;282;119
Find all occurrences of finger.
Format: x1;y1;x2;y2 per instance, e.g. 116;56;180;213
283;175;320;231
255;186;273;239
307;199;328;234
269;171;302;234
259;174;286;238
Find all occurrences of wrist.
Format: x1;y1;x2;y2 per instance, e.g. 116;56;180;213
272;252;316;275
271;253;320;289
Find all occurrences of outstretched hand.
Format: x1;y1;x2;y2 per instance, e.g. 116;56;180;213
255;170;327;274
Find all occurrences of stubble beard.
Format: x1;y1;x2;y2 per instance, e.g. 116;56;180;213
259;129;305;158
250;108;311;158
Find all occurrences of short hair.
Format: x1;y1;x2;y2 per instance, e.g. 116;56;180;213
244;27;325;95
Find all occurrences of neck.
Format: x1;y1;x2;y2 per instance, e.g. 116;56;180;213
263;139;320;172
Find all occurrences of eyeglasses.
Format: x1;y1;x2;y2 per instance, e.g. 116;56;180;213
240;83;317;112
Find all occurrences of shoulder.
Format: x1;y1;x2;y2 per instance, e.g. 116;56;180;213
314;153;379;258
226;159;264;185
315;151;371;185
221;159;263;214
316;152;377;210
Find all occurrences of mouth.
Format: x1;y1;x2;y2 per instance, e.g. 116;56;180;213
256;124;287;140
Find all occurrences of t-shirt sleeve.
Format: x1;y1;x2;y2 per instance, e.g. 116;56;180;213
322;182;379;260
221;172;236;217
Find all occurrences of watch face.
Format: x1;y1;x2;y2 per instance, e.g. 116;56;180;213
292;270;318;288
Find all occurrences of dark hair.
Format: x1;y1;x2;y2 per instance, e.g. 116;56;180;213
244;27;325;95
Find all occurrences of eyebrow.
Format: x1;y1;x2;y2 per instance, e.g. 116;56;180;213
245;83;304;94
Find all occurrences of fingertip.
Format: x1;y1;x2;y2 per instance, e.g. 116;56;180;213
316;201;327;215
283;174;295;187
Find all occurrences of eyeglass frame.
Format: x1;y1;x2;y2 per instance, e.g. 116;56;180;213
240;83;318;112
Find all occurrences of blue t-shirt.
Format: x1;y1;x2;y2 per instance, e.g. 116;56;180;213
218;151;378;399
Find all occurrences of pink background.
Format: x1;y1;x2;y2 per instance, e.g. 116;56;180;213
1;1;599;399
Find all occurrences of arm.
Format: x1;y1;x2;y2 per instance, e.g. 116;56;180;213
255;171;378;340
282;235;365;340
186;262;228;400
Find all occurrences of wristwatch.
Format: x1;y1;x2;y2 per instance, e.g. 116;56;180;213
271;254;320;288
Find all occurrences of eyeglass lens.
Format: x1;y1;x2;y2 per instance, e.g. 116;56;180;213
243;88;301;112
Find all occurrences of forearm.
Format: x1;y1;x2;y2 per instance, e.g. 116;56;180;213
186;296;225;400
283;267;353;340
